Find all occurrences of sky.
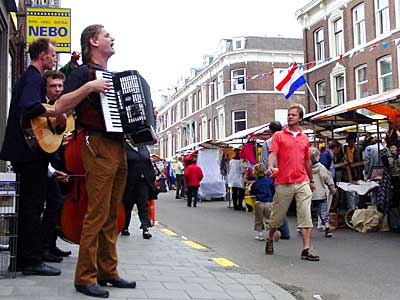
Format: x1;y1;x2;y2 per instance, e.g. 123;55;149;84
59;0;309;106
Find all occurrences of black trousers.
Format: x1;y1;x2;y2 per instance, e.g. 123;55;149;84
231;187;245;210
123;178;151;230
13;159;48;267
175;174;185;198
187;186;199;207
41;177;64;251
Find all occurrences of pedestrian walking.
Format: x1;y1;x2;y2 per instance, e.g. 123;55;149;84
121;142;157;240
265;103;319;261
250;164;275;241
184;158;203;207
310;147;336;238
228;150;245;210
174;157;185;199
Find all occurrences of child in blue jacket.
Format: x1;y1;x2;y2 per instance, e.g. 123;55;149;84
250;164;275;240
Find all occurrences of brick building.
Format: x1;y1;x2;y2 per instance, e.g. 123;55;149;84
297;0;400;112
156;36;305;159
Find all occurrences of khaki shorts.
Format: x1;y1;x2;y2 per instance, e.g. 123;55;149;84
270;182;313;228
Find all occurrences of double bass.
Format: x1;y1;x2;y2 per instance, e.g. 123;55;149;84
60;131;125;244
59;62;126;244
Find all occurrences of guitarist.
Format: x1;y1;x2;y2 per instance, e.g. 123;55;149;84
0;38;64;276
40;70;71;263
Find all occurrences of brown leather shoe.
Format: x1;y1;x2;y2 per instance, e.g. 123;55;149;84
265;239;274;255
98;276;136;288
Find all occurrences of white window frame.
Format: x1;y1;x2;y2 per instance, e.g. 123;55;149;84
396;0;400;28
328;11;345;57
353;3;366;47
202;85;207;107
232;110;247;134
217;106;225;139
355;64;368;98
314;28;325;63
375;0;390;36
330;63;347;105
218;72;224;99
316;80;328;110
377;55;393;93
214;116;219;140
231;68;246;92
232;37;245;50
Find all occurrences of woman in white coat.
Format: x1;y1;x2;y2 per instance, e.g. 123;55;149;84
228;150;245;210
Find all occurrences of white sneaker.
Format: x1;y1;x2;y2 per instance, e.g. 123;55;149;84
254;231;264;241
273;230;281;242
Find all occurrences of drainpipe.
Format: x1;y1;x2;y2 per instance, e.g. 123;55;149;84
304;28;312;112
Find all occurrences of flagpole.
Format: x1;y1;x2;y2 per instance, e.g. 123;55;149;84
305;81;320;111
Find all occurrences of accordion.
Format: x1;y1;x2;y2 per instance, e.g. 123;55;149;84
96;70;157;145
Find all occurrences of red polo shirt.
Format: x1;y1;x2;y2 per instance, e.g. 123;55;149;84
269;127;310;185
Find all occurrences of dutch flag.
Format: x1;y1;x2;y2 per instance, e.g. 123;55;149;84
275;63;306;99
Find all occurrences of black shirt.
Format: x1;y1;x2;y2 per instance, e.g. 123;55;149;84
0;65;47;162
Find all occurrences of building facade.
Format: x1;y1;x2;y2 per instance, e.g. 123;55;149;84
156;36;305;159
1;0;19;171
297;0;400;111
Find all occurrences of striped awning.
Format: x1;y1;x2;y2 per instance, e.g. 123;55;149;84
311;88;400;121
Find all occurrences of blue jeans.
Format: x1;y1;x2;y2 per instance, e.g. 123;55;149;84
279;217;290;238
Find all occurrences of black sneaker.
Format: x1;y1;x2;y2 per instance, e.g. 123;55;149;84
121;229;130;236
265;239;274;255
301;248;320;261
142;230;152;239
325;227;333;238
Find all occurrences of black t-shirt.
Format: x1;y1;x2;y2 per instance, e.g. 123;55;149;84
62;64;105;131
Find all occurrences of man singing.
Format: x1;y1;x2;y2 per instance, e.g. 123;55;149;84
53;24;135;298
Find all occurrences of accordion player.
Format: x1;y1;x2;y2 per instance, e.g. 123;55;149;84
96;69;157;145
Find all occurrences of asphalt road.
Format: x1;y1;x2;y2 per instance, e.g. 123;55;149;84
155;191;400;300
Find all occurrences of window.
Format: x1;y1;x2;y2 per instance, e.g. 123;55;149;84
334;74;345;104
231;69;246;91
184;98;189;116
316;81;329;109
218;111;225;138
214;117;219;139
197;90;202;109
355;65;369;98
333;18;344;55
232;111;247;133
353;3;366;46
378;56;393;92
189;94;193;113
202;86;208;106
233;38;245;50
314;28;325;62
375;0;390;36
218;72;224;99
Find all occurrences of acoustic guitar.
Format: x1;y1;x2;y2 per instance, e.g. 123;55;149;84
21;103;75;153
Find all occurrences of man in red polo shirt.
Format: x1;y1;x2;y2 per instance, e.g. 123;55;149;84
265;104;319;261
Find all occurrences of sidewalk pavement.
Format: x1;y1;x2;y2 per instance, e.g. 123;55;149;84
0;215;295;300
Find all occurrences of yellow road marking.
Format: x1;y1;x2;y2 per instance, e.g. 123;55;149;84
160;228;177;236
212;258;239;267
182;240;208;250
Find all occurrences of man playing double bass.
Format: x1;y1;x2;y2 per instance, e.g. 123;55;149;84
52;24;135;298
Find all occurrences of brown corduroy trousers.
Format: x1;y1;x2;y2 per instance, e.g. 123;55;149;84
74;135;127;285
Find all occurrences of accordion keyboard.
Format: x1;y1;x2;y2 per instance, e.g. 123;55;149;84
96;70;123;133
